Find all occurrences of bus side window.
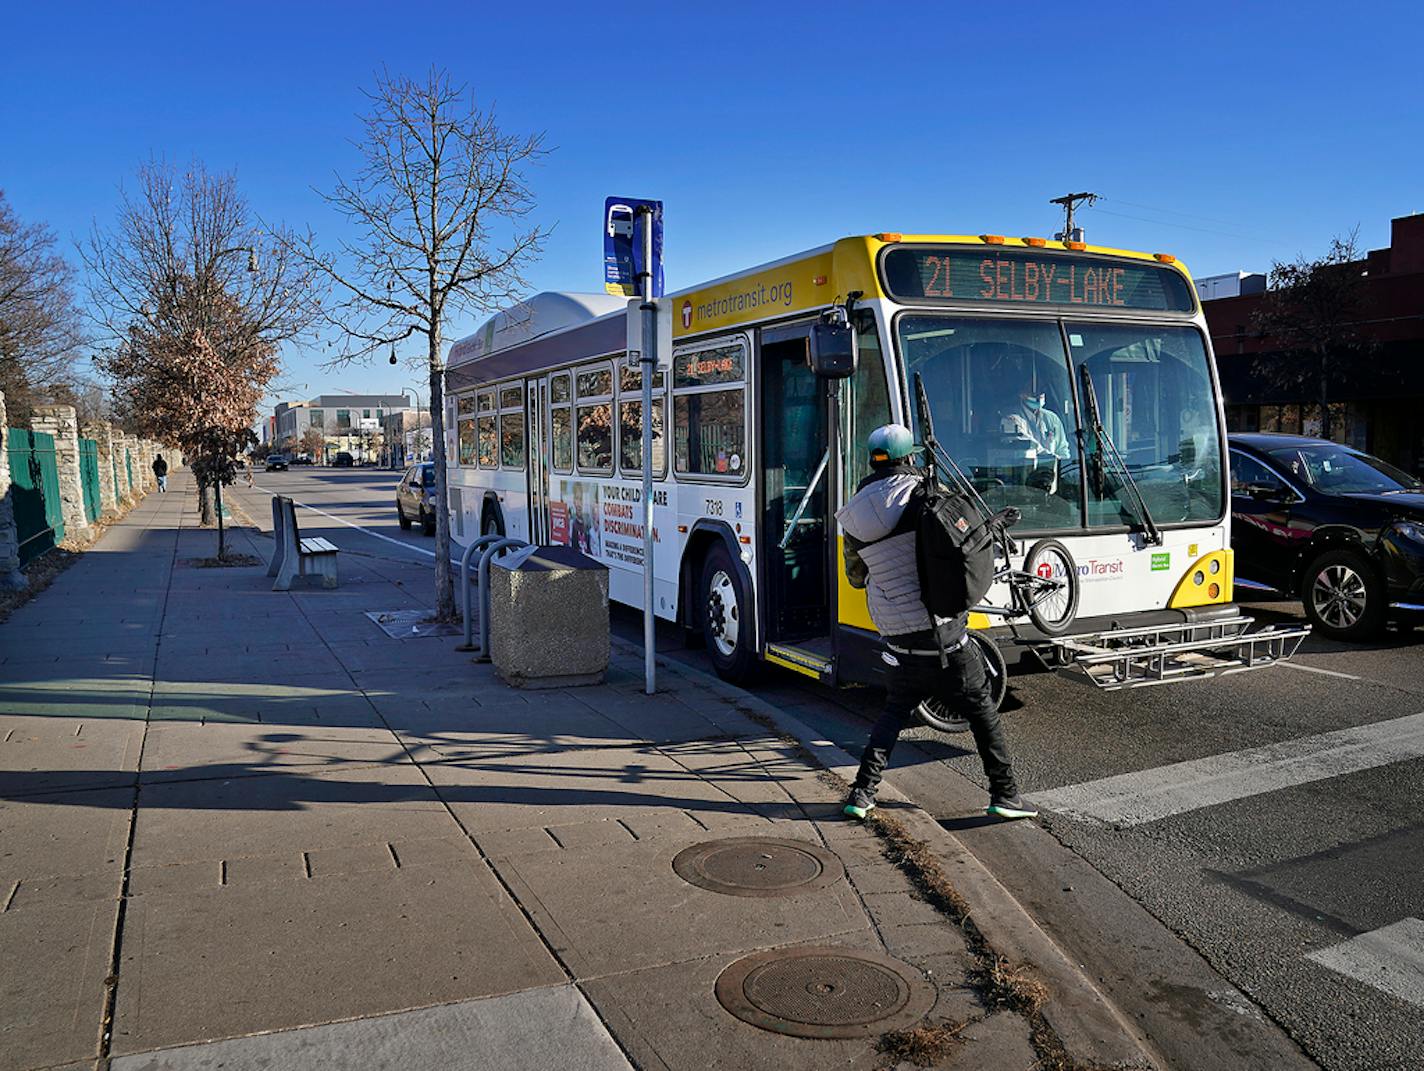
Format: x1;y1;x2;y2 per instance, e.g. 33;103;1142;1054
477;389;497;468
672;340;747;478
499;384;525;468
576;361;614;474
456;393;477;466
551;372;573;473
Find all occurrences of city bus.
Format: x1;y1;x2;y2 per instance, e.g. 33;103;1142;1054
443;233;1304;695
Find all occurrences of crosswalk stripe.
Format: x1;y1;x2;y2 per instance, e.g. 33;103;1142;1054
1306;918;1424;1009
1030;711;1424;825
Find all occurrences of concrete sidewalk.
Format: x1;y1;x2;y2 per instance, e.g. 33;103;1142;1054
1;471;1151;1071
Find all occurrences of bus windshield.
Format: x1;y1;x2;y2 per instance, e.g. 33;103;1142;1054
899;315;1224;532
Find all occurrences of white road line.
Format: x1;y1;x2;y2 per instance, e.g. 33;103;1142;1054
1306;918;1424;1009
1030;711;1424;825
1279;661;1364;682
251;484;436;559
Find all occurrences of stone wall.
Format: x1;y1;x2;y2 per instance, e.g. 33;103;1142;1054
83;422;120;518
31;404;91;544
0;390;26;590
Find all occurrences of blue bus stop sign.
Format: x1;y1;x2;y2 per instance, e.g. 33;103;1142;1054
604;197;663;298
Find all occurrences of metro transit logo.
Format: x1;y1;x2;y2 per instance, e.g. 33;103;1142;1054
681;300;693;329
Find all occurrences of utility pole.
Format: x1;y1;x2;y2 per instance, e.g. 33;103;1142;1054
1051;192;1098;242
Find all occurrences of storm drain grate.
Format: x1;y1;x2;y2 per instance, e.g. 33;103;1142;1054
715;947;934;1038
672;838;845;898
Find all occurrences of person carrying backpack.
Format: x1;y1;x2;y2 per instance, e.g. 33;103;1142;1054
151;453;168;493
836;423;1036;821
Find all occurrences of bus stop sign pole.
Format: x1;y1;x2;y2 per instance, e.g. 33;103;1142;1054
637;207;657;695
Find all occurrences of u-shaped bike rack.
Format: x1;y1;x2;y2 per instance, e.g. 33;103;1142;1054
457;535;530;659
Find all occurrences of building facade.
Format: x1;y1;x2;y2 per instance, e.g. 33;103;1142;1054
271;394;411;462
1204;213;1424;475
381;409;433;468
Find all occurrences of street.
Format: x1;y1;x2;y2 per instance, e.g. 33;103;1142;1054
242;468;1424;1071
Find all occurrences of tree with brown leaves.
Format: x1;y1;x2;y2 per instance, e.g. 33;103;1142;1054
103;298;279;557
299;425;326;463
83;161;322;534
293;68;547;621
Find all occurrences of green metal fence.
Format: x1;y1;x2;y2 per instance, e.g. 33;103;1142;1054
112;450;122;502
6;427;64;565
125;448;134;493
79;437;103;523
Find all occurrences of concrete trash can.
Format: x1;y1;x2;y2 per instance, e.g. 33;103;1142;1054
489;545;610;688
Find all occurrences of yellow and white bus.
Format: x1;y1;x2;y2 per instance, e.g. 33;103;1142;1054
443;233;1302;694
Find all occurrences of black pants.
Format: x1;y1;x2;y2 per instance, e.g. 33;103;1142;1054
852;640;1017;799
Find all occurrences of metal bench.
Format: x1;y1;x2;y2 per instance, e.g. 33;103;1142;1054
269;495;339;590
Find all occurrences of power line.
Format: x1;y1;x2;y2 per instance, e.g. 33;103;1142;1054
1090;206;1287;246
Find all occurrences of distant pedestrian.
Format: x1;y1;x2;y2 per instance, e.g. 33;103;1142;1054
152;453;168;493
243;456;254;488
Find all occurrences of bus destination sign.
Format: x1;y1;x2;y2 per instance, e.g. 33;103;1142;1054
881;246;1195;312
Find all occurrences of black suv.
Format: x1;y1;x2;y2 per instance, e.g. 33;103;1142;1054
1229;433;1424;639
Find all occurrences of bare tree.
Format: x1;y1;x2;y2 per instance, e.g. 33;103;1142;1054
295;68;547;620
1251;230;1370;441
83;161;323;528
0;190;88;420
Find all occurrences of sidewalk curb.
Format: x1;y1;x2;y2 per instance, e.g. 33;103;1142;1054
634;641;1158;1071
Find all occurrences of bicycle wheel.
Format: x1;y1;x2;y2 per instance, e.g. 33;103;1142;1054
1023;538;1080;636
912;632;1009;731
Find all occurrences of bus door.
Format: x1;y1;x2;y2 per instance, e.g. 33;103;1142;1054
526;375;551;543
759;323;833;672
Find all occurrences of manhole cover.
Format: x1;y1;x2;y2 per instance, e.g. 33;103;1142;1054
715;947;934;1038
672;838;845;898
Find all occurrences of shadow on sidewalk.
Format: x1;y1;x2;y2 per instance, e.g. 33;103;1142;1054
0;754;778;819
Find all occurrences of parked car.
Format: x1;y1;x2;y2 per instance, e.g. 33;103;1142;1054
396;462;438;535
1229;433;1424;639
264;453;289;471
332;452;354;468
292;454;313;466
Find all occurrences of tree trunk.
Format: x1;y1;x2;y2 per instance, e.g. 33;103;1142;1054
197;477;215;526
214;479;226;559
429;324;456;621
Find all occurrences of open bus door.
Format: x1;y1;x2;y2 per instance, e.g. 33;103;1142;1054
758;322;837;680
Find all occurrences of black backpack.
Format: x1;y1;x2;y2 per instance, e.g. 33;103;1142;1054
913;479;995;622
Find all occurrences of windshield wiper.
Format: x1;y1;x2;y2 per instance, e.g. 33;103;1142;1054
1078;365;1163;546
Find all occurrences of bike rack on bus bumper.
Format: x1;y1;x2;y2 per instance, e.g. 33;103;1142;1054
1044;613;1311;690
457;536;529;656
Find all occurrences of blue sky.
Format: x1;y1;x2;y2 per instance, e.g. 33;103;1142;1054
3;0;1420;408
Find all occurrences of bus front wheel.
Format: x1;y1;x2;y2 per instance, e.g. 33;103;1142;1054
700;544;757;683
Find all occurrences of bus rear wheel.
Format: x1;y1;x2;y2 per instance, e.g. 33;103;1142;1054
700;544;757;683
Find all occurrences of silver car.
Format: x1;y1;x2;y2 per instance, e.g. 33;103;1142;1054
396;463;436;535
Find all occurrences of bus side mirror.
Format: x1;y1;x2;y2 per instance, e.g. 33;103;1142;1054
809;322;856;379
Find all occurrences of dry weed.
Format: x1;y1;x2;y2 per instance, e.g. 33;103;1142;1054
876;1020;968;1066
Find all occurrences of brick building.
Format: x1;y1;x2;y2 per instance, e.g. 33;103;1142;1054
1204;212;1424;475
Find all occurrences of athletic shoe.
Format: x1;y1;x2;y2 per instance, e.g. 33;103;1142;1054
986;794;1039;820
843;789;876;820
